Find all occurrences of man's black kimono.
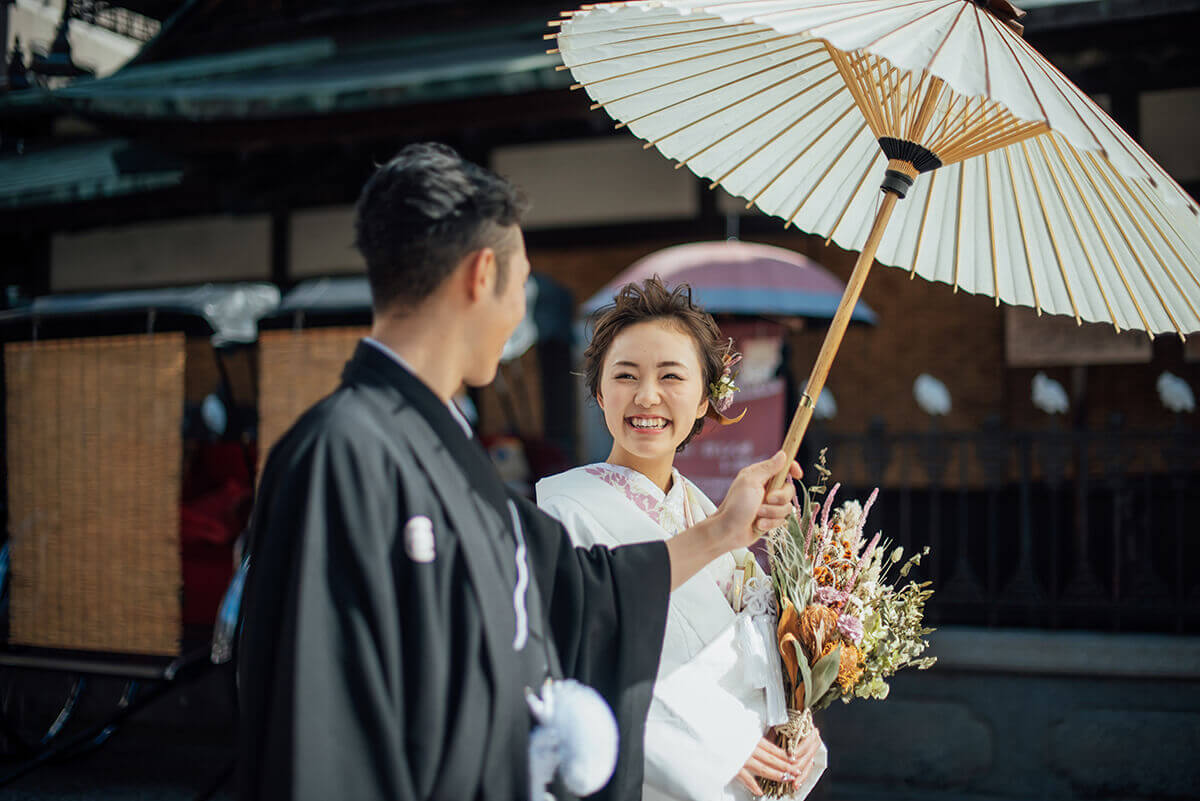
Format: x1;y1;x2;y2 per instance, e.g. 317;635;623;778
237;342;670;801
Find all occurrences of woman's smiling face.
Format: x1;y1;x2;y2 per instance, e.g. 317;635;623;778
598;319;709;470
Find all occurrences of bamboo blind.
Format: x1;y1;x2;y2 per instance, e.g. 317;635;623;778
5;334;184;655
258;327;367;465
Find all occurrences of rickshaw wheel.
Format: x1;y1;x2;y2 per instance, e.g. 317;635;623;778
0;670;88;759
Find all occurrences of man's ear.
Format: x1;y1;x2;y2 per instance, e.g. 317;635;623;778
463;247;497;303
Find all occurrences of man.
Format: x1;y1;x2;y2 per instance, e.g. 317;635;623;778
237;143;804;801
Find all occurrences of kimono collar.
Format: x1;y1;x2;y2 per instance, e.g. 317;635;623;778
341;340;511;524
361;337;474;437
582;463;692;534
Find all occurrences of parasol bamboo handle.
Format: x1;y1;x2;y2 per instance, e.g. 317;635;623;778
770;189;900;491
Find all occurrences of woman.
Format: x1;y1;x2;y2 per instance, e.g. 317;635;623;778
537;278;827;801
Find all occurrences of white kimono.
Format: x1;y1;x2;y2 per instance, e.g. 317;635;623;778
537;464;828;801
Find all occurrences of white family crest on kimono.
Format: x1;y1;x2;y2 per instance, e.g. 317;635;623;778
537;464;827;801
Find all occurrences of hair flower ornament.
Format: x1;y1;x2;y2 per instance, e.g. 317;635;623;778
708;340;746;425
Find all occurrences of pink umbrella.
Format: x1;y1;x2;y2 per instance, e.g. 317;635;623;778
581;240;876;324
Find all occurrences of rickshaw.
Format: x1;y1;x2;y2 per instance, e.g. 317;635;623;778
0;282;278;789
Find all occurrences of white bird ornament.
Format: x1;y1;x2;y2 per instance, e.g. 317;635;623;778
913;374;951;417
1157;372;1196;414
1032;372;1070;416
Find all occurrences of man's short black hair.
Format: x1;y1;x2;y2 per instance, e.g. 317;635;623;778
354;142;528;311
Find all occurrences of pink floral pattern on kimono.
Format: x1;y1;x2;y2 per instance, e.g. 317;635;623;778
583;464;667;526
581;463;738;604
582;463;699;532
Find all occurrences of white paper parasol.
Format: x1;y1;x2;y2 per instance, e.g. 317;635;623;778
551;0;1200;480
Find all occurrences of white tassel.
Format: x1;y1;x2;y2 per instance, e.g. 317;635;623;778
736;577;788;726
527;679;618;801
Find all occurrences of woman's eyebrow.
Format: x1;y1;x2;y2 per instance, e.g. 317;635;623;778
612;360;687;368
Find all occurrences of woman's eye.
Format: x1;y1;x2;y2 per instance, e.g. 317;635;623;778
662;373;684;381
615;373;635;380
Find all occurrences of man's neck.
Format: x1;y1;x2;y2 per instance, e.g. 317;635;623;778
370;304;466;402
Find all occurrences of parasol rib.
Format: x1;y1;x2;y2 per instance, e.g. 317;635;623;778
973;1;992;98
825;156;883;247
784;120;872;228
623;49;830;136
901;70;930;140
833;49;884;136
742;86;851;206
984;152;1000;305
938;104;1009;163
556;19;732;60
874;57;895;134
942;117;1047;165
590;38;820;110
883;61;907;136
564;15;728;37
701;0;890;21
983;11;1053;133
675;80;845;170
753;0;934;23
850;51;888;135
859;0;963;51
897;72;920;135
1013;19;1189;193
1076;148;1200;333
952;163;965;293
943;99;1004;152
908;167;939;279
1034;136;1124;331
921;94;969;153
1019;139;1081;324
926;1;971;73
716;99;858;192
1002;145;1043;314
1108;156;1200;291
1006;19;1117;157
866;60;903;135
907;75;946;145
568;30;786;90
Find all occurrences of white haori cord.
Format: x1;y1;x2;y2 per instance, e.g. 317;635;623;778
508;504;620;801
507;500;531;650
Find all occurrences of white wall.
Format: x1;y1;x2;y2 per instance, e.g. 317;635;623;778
491;136;698;229
52;215;271;291
290;206;365;277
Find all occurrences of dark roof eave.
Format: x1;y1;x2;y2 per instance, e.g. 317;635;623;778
54;58;571;122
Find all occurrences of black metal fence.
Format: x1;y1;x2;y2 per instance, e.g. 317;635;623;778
809;419;1200;634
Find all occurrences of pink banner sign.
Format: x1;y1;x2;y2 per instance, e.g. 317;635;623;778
676;377;786;503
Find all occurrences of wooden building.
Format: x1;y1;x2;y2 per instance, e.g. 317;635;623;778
2;0;1199;634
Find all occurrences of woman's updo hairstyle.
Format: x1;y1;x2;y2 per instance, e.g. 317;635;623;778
583;276;734;451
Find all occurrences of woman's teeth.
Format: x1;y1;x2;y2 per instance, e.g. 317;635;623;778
629;418;668;430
